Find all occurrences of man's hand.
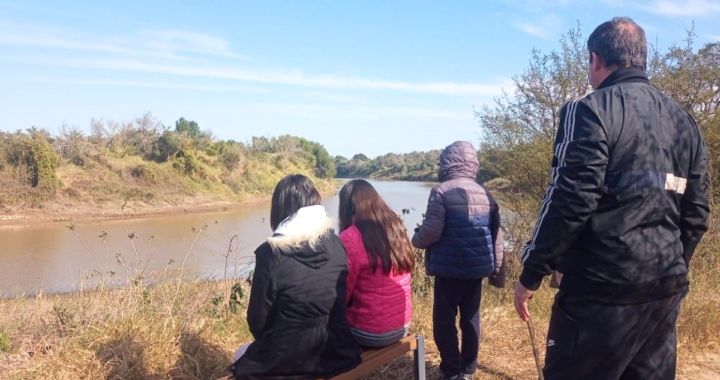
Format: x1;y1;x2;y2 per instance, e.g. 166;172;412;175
514;281;535;321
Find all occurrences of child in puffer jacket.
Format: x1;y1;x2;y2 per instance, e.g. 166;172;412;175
412;140;505;380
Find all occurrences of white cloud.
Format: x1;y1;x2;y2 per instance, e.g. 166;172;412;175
136;30;244;59
512;15;563;39
648;0;720;15
510;0;720;17
11;77;276;93
0;22;510;97
632;0;720;16
501;0;573;12
598;0;625;5
219;102;468;121
0;22;246;60
517;23;552;38
300;92;372;104
15;57;511;97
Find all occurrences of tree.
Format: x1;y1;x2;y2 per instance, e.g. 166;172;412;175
175;117;200;137
298;139;336;179
476;23;590;205
152;130;185;162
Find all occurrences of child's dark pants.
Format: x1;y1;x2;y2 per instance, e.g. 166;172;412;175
433;276;483;377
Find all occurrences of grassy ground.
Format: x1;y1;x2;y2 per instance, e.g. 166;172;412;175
1;240;718;380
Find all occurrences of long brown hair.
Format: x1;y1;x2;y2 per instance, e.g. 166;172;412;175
339;179;415;275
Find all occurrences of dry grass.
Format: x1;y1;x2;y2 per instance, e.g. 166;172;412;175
1;224;719;380
1;277;718;380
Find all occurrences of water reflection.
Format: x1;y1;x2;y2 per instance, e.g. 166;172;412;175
0;180;435;296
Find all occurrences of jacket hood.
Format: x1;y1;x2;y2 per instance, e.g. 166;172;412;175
267;205;333;269
438;141;479;182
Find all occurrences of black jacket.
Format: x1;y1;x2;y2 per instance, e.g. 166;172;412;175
519;68;710;304
230;206;362;379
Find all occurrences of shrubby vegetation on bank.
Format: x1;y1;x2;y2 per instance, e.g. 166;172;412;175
335;151;443;181
0;115;336;218
333;148;500;184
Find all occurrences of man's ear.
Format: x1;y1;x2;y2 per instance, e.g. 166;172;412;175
590;52;604;70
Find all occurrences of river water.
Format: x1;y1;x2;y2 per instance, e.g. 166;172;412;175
0;180;435;297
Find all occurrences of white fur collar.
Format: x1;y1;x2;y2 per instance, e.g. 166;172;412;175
267;205;333;252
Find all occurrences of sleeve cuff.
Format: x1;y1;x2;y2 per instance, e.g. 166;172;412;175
519;268;545;291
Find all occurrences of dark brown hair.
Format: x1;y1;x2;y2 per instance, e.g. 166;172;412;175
270;174;322;230
588;16;647;70
339;179;415;275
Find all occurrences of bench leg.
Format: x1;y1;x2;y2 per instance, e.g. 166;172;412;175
414;335;426;380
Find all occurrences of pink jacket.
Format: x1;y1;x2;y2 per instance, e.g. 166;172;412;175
340;225;412;334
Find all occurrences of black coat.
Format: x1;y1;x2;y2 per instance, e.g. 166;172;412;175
230;225;362;379
519;68;710;304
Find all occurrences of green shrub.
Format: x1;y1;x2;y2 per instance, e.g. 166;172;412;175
173;152;200;176
5;132;60;194
130;165;158;184
219;148;242;172
150;130;184;162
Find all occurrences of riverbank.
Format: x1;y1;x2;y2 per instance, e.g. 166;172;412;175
1;128;339;226
0;186;340;226
1;264;718;379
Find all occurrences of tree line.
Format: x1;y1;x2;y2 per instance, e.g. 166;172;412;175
0;114;336;209
335;151;442;181
334;150;501;183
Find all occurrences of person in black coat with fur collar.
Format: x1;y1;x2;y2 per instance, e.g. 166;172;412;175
228;174;362;380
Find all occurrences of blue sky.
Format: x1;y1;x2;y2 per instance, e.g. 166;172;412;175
1;0;719;158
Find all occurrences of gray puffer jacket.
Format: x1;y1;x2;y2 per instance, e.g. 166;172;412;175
411;141;505;286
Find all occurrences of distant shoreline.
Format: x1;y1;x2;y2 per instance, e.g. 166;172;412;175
0;189;339;227
334;176;437;182
0;178;439;227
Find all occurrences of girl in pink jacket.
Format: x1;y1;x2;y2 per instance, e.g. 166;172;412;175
338;179;415;347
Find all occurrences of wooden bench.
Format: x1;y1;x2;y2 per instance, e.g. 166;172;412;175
217;334;426;380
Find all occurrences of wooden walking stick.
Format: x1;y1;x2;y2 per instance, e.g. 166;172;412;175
526;318;545;380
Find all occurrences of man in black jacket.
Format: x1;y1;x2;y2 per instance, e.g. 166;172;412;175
513;17;710;380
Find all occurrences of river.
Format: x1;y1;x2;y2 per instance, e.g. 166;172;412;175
0;180;436;297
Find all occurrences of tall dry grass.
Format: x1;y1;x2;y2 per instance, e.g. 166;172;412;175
1;214;719;380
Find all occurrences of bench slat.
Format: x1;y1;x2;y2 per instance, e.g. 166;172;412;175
327;336;417;380
216;335;422;380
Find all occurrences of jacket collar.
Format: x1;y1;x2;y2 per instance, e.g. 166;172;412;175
597;67;649;90
267;205;332;253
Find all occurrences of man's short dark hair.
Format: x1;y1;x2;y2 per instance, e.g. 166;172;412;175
588;17;647;71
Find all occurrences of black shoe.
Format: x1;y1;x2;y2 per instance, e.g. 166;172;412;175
461;374;474;380
436;375;459;380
